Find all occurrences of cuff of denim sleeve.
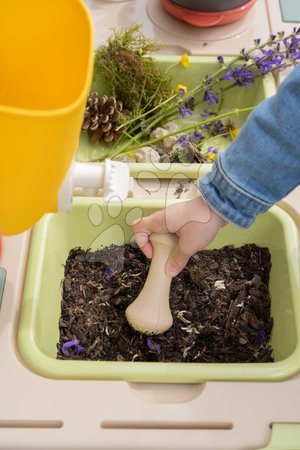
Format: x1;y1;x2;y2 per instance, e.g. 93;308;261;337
198;156;273;228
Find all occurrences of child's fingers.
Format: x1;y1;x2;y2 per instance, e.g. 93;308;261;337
165;241;191;277
133;231;153;258
132;210;169;234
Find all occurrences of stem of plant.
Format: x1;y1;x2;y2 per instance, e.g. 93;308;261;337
110;106;255;158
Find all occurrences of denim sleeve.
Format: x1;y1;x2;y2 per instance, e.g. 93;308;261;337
199;65;300;227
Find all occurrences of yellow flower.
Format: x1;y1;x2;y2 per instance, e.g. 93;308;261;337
126;151;134;158
180;53;190;68
176;83;188;95
230;128;240;139
208;153;218;161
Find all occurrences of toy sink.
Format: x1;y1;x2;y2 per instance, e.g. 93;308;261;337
18;196;300;383
77;55;276;179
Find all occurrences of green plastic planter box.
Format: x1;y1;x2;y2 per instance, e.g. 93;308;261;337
77;55;276;179
18;197;300;383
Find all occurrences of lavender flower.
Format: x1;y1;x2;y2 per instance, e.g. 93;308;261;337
147;338;161;354
217;55;224;64
201;109;214;118
203;88;219;105
255;48;286;74
179;105;193;118
178;134;187;146
222;65;255;87
185;96;195;109
189;130;204;142
211;120;225;136
62;336;84;356
291;52;300;61
240;48;250;61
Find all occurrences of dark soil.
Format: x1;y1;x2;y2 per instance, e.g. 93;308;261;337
57;244;273;363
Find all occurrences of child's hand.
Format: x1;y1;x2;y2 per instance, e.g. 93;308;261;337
132;196;227;277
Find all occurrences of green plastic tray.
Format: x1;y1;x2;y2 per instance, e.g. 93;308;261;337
77;55;276;179
18;198;300;382
258;424;300;450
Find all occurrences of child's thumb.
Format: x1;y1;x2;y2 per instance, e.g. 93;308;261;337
165;245;189;277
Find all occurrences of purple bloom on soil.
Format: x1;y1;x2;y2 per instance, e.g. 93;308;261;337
104;268;116;279
210;286;217;298
179;105;193;119
256;330;269;346
217;55;224;64
203;88;219;105
62;336;84;356
147;338;161;355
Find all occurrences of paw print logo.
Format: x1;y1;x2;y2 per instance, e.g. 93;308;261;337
87;195;144;271
85;168;197;270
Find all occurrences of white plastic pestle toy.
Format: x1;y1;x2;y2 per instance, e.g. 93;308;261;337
125;233;178;335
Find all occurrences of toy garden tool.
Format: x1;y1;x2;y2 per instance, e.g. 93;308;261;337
0;0;93;235
126;233;178;335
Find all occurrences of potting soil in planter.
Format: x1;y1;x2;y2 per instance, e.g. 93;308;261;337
57;243;273;363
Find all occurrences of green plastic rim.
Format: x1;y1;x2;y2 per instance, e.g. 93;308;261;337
18;199;300;383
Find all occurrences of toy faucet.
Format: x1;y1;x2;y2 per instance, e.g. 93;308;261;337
125;233;178;335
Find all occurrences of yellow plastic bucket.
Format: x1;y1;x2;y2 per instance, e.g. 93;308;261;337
0;0;93;235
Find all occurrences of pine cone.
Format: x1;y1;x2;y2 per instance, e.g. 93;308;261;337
82;92;129;145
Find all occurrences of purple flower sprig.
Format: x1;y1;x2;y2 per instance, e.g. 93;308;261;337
178;130;204;147
179;105;193;119
62;336;84;356
221;65;255;87
115;106;256;155
111;28;300;158
203;87;219;105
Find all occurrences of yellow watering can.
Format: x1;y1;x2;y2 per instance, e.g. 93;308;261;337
0;0;94;236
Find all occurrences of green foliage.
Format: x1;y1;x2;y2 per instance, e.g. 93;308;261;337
94;25;174;114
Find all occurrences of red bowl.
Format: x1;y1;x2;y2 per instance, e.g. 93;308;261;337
160;0;257;27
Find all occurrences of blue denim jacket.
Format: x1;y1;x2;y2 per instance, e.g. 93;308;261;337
199;65;300;227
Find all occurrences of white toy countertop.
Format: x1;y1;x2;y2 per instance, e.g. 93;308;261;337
0;181;300;450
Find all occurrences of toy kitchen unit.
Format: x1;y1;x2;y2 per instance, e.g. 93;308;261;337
1;0;300;449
